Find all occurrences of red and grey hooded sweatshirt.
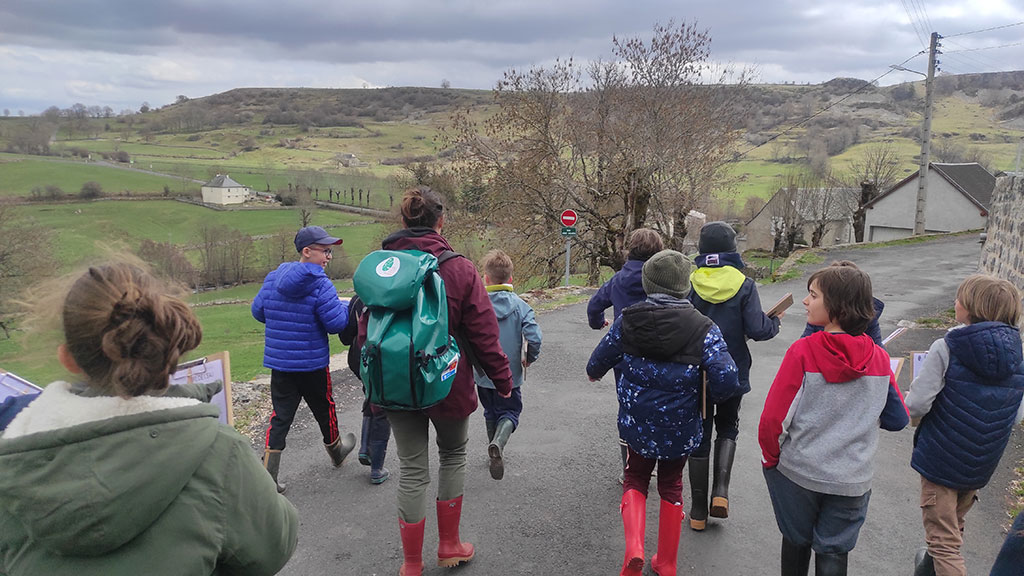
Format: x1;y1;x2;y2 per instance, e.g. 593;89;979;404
758;331;909;496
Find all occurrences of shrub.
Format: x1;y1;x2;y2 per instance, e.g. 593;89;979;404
80;181;103;199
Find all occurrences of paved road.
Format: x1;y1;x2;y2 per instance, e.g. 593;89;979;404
273;234;1019;575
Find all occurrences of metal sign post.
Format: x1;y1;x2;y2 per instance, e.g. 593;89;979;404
560;220;577;287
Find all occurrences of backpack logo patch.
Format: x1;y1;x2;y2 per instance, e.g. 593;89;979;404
376;256;400;278
706;253;720;266
440;355;460;382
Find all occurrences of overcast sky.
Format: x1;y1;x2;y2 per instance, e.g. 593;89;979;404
1;0;1021;115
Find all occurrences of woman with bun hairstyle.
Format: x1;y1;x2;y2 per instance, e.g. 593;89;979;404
363;186;514;575
0;262;297;576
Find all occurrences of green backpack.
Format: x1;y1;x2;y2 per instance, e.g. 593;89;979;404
353;250;461;410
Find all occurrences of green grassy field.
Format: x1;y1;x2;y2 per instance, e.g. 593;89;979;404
0;154;182;196
12;200;382;268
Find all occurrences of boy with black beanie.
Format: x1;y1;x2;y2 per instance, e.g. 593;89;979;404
686;221;782;530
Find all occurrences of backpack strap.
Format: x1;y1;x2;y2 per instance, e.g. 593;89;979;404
437;250;462;265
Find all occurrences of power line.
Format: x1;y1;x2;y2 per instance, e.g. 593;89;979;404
736;52;926;159
945;40;1024;53
900;0;928;47
910;0;934;37
942;38;1022;73
944;21;1024;38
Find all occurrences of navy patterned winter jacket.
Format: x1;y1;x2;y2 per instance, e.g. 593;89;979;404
587;294;741;460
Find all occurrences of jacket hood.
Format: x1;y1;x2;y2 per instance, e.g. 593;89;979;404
0;383;221;556
486;286;518;320
695;252;745;270
382;227;453;256
274;261;328;299
806;331;879;383
622;295;706;358
945;322;1024;380
690;266;747;304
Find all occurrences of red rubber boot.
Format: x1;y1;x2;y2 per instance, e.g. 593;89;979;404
436;496;475;568
651;499;683;576
398;518;425;576
620;489;647;575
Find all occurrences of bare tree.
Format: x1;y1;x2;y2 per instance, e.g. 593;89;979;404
847;142;903;242
444;20;751;286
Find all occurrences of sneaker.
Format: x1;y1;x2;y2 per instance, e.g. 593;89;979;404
371;467;390;485
358;452;371;466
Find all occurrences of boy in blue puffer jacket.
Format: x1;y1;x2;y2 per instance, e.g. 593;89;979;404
474;249;542;481
252;225;356;492
588;249;740;576
906;274;1024;576
588;228;663;483
686;221;781;530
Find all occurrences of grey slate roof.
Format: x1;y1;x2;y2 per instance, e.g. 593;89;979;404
864;162;995;211
203;174;245;188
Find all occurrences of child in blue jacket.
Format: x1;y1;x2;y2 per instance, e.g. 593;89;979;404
474;249;542;480
587;228;663;483
905;274;1024;576
687;221;781;529
588;249;740;576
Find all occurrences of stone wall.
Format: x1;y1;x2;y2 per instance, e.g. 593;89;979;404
979;175;1024;290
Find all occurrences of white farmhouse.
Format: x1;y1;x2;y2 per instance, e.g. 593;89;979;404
201;174;251;205
863;163;994;242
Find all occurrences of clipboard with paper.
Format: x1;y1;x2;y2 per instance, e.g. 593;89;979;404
0;369;42;403
169;351;234;425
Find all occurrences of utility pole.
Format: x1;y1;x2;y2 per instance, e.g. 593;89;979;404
914;32;940;235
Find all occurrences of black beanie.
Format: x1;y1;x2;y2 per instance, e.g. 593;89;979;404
641;250;691;299
698;221;737;254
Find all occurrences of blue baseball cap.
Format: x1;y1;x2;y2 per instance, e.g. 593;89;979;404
294;226;343;252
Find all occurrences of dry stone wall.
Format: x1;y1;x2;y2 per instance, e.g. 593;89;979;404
979;175;1024;291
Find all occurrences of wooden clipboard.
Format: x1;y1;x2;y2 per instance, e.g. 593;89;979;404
766;293;794;318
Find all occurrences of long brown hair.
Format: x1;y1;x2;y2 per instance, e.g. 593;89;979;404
400;185;445;229
62;263;202;397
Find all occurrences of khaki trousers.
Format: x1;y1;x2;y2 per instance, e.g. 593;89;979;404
385;410;469;523
920;475;978;576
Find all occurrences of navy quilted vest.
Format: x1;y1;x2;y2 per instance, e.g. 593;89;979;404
911;322;1024;490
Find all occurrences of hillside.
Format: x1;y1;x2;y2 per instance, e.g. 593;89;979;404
0;73;1022;208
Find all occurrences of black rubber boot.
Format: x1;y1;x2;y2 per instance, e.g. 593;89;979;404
814;552;848;576
325;432;357;467
912;547;936;576
485;420;496;443
263;449;287;494
368;412;391;484
780;539;811;576
710;438;736;518
687;456;710;530
488;418;515;480
358;415;372;466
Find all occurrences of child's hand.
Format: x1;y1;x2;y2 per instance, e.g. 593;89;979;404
498;389;512;399
522;360;531;368
339;296;351;302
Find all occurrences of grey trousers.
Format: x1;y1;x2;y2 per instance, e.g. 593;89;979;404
385;410;469;523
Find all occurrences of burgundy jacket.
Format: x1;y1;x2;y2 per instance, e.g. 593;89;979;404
362;227;513;419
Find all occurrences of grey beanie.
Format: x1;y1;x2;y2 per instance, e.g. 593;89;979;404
642;249;692;299
698;221;737;254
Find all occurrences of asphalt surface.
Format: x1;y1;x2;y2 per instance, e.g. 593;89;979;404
272;234;1021;575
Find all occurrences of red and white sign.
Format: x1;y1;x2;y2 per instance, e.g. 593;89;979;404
560;209;578;227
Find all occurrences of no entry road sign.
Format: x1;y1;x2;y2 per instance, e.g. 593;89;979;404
560;209;578;227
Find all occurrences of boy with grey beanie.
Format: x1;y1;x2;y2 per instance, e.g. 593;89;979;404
587;249;740;576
